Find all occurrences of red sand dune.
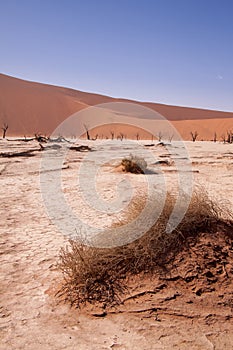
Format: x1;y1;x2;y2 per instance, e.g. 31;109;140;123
0;73;232;140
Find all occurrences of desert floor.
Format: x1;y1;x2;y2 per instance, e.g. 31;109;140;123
0;139;233;350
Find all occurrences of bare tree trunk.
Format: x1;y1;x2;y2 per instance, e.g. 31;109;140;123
2;123;8;138
226;130;233;143
168;134;174;142
157;132;163;142
190;131;198;142
84;124;90;140
213;132;217;142
119;133;124;141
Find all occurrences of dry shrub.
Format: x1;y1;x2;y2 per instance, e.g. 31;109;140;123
121;155;147;174
57;189;233;308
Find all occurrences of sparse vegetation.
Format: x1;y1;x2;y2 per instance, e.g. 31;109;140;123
213;132;217;142
121;155;147;174
157;131;163;142
168;134;174;143
35;133;48;143
226;130;233;144
190;131;198;142
84;124;90;140
2;123;8;138
118;132;124;141
221;130;233;143
57;189;233;308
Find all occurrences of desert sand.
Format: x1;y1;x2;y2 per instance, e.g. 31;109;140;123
0;73;233;140
0;138;233;349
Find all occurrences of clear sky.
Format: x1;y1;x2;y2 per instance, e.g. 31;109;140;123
1;0;233;111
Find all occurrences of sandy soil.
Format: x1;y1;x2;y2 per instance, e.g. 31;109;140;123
1;73;233;140
0;139;233;349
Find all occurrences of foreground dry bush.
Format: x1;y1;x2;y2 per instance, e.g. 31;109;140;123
57;190;233;308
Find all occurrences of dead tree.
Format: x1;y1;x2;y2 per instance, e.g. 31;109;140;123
0;149;38;158
35;133;48;143
221;134;226;143
226;130;233;144
2;123;8;138
119;132;124;141
110;131;114;140
190;131;198;142
157;132;163;142
39;143;45;151
213;132;217;142
168;134;174;142
84;124;90;140
136;132;140;141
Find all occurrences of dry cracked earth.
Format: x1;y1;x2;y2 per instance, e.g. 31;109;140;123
1;139;233;349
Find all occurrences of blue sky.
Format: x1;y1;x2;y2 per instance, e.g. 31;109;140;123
1;0;233;111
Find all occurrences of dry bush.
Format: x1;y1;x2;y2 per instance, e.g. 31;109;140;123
57;190;233;308
121;154;147;174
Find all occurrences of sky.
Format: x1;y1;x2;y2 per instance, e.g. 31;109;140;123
0;0;233;111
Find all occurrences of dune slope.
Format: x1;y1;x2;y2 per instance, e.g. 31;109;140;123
0;73;233;139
